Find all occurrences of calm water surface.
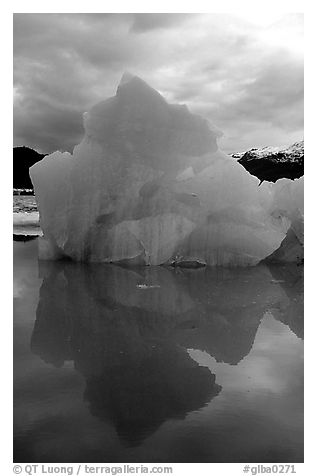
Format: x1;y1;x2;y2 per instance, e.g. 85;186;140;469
14;239;304;463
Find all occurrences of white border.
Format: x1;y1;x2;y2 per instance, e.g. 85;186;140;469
3;1;314;474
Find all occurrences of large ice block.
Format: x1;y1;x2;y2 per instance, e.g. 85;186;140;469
30;74;303;266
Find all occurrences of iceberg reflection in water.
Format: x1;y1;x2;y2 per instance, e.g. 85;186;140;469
14;240;303;463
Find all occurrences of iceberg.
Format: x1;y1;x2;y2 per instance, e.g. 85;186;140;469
30;74;303;266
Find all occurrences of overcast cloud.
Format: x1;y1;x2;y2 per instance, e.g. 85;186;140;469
13;13;304;154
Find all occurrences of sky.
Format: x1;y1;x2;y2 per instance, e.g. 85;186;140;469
13;12;304;154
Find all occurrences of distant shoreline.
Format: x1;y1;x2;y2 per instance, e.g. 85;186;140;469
13;188;34;196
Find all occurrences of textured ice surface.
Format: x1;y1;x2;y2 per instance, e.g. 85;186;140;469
30;74;304;266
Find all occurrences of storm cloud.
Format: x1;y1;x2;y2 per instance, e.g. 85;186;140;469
13;13;303;154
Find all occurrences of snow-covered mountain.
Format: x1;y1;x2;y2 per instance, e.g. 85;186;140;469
236;141;303;162
233;141;304;183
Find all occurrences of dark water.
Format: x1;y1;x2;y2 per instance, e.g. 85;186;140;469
14;239;304;463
